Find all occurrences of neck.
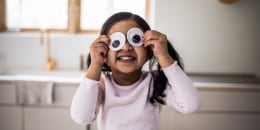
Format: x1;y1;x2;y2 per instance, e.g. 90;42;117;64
112;70;142;86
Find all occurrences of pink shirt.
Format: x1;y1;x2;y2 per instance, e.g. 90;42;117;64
71;62;201;130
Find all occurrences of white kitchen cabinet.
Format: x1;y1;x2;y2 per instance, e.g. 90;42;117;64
0;81;86;130
0;81;16;104
160;84;260;130
198;89;260;111
23;107;85;130
20;83;86;130
175;111;259;130
89;121;98;130
1;77;260;130
161;107;260;130
0;81;22;130
53;84;79;106
0;106;22;130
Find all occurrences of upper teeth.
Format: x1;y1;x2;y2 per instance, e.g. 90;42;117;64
119;57;133;60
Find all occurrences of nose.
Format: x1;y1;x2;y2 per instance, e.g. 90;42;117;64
122;42;133;51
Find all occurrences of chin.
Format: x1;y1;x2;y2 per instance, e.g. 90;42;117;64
117;67;141;74
119;69;136;74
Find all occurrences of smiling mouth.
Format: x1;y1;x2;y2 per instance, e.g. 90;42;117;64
117;56;136;61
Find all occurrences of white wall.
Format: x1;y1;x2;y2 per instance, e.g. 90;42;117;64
0;33;98;72
154;0;260;76
0;0;259;76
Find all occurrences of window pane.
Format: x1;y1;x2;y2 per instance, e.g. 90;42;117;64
81;0;146;30
6;0;68;29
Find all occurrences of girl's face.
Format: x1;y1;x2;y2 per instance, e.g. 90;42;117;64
107;20;148;74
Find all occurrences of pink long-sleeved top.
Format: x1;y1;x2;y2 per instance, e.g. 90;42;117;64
70;62;201;130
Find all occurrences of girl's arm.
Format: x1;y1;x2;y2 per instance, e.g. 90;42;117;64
71;35;108;125
70;77;104;125
143;30;200;113
162;62;201;114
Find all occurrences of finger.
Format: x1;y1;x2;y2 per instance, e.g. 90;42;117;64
143;34;156;41
92;45;108;56
97;47;108;56
144;33;167;47
91;36;109;51
92;42;108;49
91;42;109;51
143;35;160;47
144;30;161;37
143;31;160;43
97;35;110;45
143;40;158;48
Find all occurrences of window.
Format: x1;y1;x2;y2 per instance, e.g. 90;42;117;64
81;0;147;30
2;0;150;33
6;0;68;30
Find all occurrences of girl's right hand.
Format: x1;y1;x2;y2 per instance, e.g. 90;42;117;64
86;35;110;80
89;35;110;67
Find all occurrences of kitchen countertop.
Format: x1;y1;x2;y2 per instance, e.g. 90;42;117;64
189;73;260;90
0;69;85;84
0;71;260;89
189;73;260;84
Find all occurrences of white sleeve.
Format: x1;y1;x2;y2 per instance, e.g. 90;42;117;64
162;62;201;114
70;77;104;125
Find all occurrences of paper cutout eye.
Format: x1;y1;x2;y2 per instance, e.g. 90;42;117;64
112;40;120;48
109;32;125;51
127;27;143;47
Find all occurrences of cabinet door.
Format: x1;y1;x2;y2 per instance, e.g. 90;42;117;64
171;110;260;130
53;85;78;106
160;89;260;130
23;107;85;130
90;121;98;130
160;107;177;130
0;106;22;130
0;82;16;104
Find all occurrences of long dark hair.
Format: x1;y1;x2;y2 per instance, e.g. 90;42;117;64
87;12;183;105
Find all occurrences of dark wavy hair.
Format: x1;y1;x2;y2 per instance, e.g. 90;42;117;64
87;12;183;105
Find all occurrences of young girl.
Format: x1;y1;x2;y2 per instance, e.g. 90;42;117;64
71;12;201;130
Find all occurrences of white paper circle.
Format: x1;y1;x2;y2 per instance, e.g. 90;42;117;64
127;27;143;47
109;32;126;51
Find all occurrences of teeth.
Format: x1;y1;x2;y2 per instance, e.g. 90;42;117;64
119;57;133;60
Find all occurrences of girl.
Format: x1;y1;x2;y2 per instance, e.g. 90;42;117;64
71;12;201;130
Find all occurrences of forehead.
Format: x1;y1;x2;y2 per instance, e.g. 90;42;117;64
108;20;141;36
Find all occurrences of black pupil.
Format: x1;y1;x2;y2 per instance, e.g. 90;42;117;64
132;35;141;43
112;40;120;48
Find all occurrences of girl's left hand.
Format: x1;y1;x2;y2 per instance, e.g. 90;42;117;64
143;30;174;67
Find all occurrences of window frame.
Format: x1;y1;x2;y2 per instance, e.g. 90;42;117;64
0;0;7;32
0;0;151;33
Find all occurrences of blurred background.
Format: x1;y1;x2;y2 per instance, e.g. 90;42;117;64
0;0;260;130
0;0;259;76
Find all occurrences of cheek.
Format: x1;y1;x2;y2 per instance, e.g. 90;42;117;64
107;51;116;63
136;48;148;62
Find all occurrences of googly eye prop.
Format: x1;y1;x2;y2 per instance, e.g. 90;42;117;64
109;32;126;51
109;27;143;51
127;27;143;47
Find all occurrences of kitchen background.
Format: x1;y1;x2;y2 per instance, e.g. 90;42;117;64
0;0;260;130
0;0;259;76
